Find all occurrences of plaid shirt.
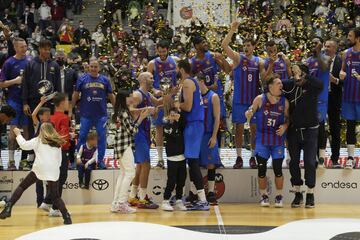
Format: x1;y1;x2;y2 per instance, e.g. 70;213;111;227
114;109;138;159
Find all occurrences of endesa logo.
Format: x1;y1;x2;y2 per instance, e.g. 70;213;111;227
321;181;358;189
63;181;80;190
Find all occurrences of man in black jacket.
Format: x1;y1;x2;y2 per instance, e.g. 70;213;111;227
325;40;343;168
282;64;323;209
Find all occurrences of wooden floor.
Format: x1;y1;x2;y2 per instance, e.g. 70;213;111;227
1;204;360;240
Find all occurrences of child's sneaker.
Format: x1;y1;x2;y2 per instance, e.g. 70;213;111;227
49;208;62;217
260;195;270;207
38;203;51;212
161;200;174;211
174;200;187;211
274;195;284;208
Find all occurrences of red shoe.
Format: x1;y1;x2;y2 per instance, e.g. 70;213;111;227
249;157;257;169
233;156;243;169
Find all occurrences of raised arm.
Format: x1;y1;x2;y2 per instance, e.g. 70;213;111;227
31;96;48;126
221;21;241;66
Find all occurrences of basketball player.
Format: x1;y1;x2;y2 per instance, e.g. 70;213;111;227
339;27;360;169
178;59;209;210
306;37;329;167
0;37;32;170
128;72;162;209
222;21;265;169
147;40;179;169
245;75;289;208
197;73;221;205
71;59;116;169
191;36;230;143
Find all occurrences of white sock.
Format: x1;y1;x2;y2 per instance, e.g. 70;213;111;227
8;150;14;162
259;189;267;196
276;189;283;196
294;185;301;193
347;144;355;158
139;188;147;200
319;149;326;159
129;185;138;199
251;149;255;157
197;189;206;202
27;154;35;162
157;146;164;162
208;181;215;193
190;182;197;194
286;149;291;160
307;187;314;194
236;148;242;157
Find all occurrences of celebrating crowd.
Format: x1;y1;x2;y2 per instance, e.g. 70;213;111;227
0;0;359;226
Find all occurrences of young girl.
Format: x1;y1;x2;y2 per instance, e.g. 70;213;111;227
111;90;150;214
0;123;72;225
77;132;98;189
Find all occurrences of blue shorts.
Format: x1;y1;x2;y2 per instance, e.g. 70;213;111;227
134;131;150;164
342;101;360;120
153;108;164;126
255;144;284;160
199;133;221;167
232;103;255;124
7;99;29;126
317;101;328;123
184;121;204;159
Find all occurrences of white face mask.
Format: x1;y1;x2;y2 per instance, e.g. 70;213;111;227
98;29;102;33
356;19;360;27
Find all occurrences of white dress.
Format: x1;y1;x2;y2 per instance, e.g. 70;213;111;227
16;135;62;181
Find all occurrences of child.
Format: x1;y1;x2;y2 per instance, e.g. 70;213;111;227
161;101;187;211
76;132;98;189
0;123;72;225
111;89;150;214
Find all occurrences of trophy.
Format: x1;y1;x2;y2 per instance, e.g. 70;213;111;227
160;77;173;119
38;79;57;100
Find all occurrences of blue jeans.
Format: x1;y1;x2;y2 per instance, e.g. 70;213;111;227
77;116;107;165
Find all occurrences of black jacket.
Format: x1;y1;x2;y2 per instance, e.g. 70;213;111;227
282;75;323;129
22;57;61;104
163;112;186;158
329;54;342;102
61;67;78;101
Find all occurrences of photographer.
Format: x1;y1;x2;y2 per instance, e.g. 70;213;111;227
282;64;323;209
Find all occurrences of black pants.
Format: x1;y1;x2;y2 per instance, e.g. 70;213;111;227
44;151;68;208
10;171;68;217
318;121;327;150
77;162;95;187
328;90;342;162
288;127;318;189
164;160;187;200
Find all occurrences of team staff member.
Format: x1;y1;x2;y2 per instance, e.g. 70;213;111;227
282;64;323;209
0;37;32;170
71;59;116;169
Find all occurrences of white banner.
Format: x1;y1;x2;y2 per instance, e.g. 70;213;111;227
173;0;231;27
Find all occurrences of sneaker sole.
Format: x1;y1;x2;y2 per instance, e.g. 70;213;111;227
291;204;301;208
260;204;270;207
274;204;284;208
305;205;315;208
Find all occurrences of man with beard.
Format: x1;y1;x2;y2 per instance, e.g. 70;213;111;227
306;37;330;168
147;40;179;169
177;59;209;210
191;36;230;146
339;27;360;168
222;21;266;169
282;64;323;208
128;72;162;209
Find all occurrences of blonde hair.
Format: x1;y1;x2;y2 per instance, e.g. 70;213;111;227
38;123;66;148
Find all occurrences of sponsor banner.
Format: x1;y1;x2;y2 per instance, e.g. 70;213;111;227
173;0;231;27
0;171;13;200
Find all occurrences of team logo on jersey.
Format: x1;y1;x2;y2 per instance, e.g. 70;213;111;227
169;63;174;68
254;62;258;66
93;90;97;95
243;66;247;71
280;63;284;68
347;61;351;66
278;106;284;111
206;60;210;65
314;62;318;67
203;97;208;104
278;149;283;155
264;110;269;115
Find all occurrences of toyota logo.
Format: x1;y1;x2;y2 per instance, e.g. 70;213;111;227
92;179;109;191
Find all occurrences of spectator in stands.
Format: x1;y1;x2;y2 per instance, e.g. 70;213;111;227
89;39;99;59
74;0;83;15
92;25;105;46
55;51;77;102
314;0;330;17
30;2;39;26
21;6;35;35
51;1;65;31
58;18;74;44
276;13;292;31
8;2;17;24
31;26;42;46
73;20;91;44
38;1;52;31
72;38;90;61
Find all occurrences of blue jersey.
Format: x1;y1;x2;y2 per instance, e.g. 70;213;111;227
76;73;113;118
0;55;32;103
307;56;329;103
181;77;204;122
343;48;360;102
264;57;289;81
203;90;216;133
136;89;152;143
233;54;261;104
255;94;286;146
153;56;177;89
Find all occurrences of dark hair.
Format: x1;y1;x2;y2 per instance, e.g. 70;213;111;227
112;89;131;122
38;107;51;116
0;105;16;118
192;35;205;46
177;59;192;74
52;93;67;107
87;131;97;141
12;37;26;45
350;27;360;38
313;36;324;43
156;39;170;49
298;64;309;75
265;40;276;47
243;38;256;46
267;74;281;85
195;71;205;81
39;39;52;49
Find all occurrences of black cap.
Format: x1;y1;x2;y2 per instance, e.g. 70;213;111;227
192;35;204;46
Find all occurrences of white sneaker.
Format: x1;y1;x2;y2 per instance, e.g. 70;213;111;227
49;208;62;217
112;202;136;214
161;200;174;211
274;195;284;208
110;202;118;213
345;158;354;169
174;199;187;211
39;203;51;212
260;195;270;207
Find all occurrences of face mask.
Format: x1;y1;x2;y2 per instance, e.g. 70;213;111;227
79;24;84;28
356;19;360;27
98;29;102;33
141;43;146;47
145;34;149;39
133;53;138;57
107;30;111;33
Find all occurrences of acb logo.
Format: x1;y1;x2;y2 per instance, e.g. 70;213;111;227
203;173;225;199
